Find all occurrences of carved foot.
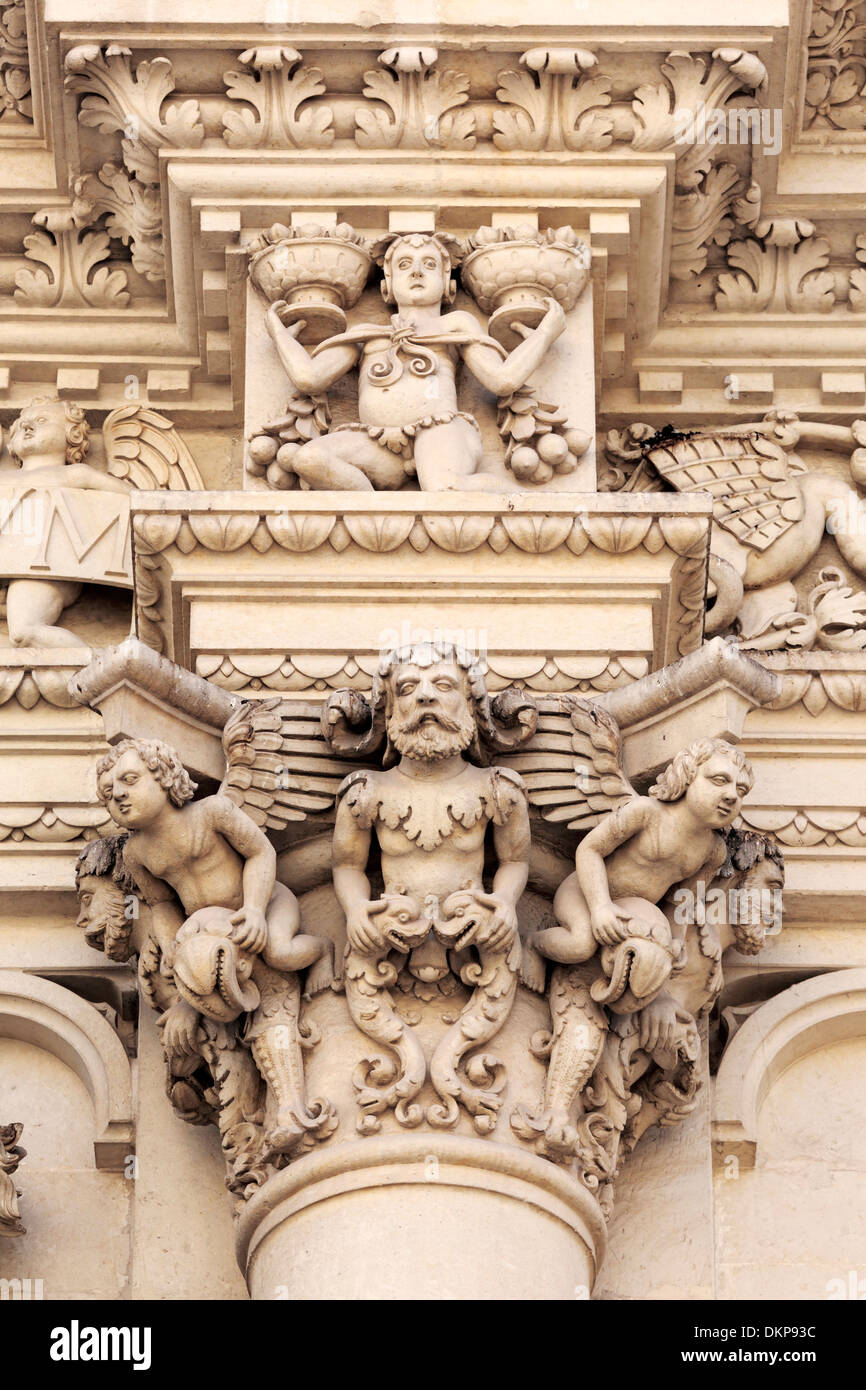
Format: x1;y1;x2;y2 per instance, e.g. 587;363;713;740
510;1103;578;1163
264;1096;338;1158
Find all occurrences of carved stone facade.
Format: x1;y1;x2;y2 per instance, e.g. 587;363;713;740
0;0;864;1306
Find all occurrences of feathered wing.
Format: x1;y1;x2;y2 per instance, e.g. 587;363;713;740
103;404;205;490
218;697;365;831
498;696;636;831
645;430;803;552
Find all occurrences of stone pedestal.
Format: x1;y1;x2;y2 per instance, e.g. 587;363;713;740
237;1133;605;1301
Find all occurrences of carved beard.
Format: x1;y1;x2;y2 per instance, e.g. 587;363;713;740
387;705;476;762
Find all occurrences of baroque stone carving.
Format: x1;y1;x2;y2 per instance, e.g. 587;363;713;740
492;48;613;152
0;0;30;122
251;223;587;491
602;418;866;646
73;632;784;1276
0;396;203;647
716;219;835;314
222;48;334;149
513;717;778;1210
15;180;130;309
84;732;336;1194
324;642;535;1133
355;48;475;150
0;1122;26;1236
64;45;203;288
804;0;866;131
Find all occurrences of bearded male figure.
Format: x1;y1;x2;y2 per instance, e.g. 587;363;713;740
327;642;533;1132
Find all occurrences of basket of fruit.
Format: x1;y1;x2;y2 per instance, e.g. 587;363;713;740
248;221;373;344
462;224;591;350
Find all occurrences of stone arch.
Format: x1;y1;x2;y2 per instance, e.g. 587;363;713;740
0;970;133;1170
713;967;866;1165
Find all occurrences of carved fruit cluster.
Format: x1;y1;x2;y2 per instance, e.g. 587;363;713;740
498;390;589;484
246;392;331;489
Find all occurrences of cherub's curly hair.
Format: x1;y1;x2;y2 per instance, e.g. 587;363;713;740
96;739;197;809
649;738;753;802
8;396;90;466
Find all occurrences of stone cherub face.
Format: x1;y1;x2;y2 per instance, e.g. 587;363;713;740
97;740;194;830
651;740;753;831
385;655;478;762
380;233;456;309
7;397;89;467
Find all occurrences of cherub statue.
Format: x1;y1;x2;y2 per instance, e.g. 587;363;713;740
514;712;755;1166
324;641;537;1131
264;231;566;491
95;736;334;1167
0;397;204;647
3;397;130;646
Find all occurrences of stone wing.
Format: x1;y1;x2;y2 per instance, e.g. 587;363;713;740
645;431;803;552
499;696;635;831
103;404;205;491
218;696;364;831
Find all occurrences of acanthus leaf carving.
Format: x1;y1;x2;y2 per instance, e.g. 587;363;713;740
716;221;836;314
631;48;768;189
670;163;741;282
493;49;613;152
0;0;31;121
14;179;130;309
355;48;475;150
222;47;334;150
64;44;204;186
81;163;165;284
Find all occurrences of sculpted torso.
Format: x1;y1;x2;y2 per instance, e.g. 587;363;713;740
601;800;723;904
124;798;246;916
354;311;474;427
363;764;492;901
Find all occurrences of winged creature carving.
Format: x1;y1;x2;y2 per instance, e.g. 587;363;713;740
602;421;866;644
0;396;203;646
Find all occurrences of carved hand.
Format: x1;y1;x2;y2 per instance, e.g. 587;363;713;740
590;903;633;947
229;906;268;955
441;889;517;952
638;993;688;1055
266;301;305;341
538;295;567;341
346;895;426;955
158;998;201;1060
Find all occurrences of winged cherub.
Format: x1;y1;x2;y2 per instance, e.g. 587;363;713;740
516;723;754;1163
326;641;535;1130
96;737;336;1163
3;397;131;646
264;231;566;491
1;397;204;647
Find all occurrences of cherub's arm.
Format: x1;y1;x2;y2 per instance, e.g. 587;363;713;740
332;795;373;922
64;464;133;495
265;303;360;392
576;798;655;932
491;792;531;913
460;297;566;395
209;796;276;919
